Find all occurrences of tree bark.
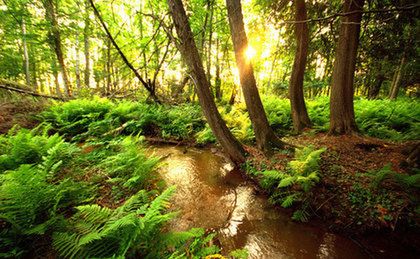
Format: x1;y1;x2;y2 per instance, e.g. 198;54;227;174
226;0;284;152
167;0;246;164
367;74;384;99
84;0;90;88
329;0;364;135
51;60;62;97
43;0;72;97
214;38;222;100
289;0;311;132
75;33;82;92
389;53;406;100
21;18;31;87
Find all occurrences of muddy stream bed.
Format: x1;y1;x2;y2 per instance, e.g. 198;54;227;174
150;145;412;258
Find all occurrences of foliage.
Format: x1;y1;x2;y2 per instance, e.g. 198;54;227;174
40;98;207;141
0;126;68;171
255;146;326;222
53;187;173;258
260;96;420;140
99;136;160;191
0;126;225;258
0;148;93;256
367;164;420;189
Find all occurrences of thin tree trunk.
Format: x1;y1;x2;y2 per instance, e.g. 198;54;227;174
214;38;222;100
168;0;246;164
43;0;71;97
75;33;82;92
51;60;62;97
389;53;406;100
206;0;214;84
84;0;90;88
368;74;384;99
226;0;284;152
22;19;31;87
289;0;311;132
89;0;160;103
106;39;111;95
329;0;364;135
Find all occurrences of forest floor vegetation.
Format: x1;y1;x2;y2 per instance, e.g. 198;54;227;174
0;96;419;257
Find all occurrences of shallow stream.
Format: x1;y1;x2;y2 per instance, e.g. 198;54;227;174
150;146;396;258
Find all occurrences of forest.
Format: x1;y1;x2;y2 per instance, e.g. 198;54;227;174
0;0;419;258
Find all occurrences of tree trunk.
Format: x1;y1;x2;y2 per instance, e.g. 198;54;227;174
21;19;31;87
329;0;364;135
84;0;90;88
167;0;246;164
389;54;406;100
367;74;384;99
43;0;72;97
289;0;311;132
206;0;214;84
214;38;222;100
89;0;160;103
106;39;111;95
75;33;82;92
226;0;284;152
51;60;62;97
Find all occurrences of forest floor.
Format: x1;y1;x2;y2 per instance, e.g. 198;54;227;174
0;99;46;134
1;99;419;256
246;132;420;256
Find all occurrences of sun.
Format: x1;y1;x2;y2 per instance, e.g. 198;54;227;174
245;45;257;61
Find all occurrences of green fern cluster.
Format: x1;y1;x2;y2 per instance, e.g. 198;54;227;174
258;95;420;140
99;136;160;191
0;126;66;171
368;164;420;189
0;127;224;258
0;164;93;257
53;187;176;258
258;146;326;222
40;98;207;142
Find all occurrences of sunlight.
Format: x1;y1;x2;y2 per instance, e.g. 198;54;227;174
245;45;257;61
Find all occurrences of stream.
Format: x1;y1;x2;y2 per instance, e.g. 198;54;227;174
150;146;380;258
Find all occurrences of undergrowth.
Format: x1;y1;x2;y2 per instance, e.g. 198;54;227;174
246;146;326;222
0;127;226;258
40;96;419;145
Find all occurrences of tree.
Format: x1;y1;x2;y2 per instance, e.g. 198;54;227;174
289;0;311;132
89;0;161;103
83;0;91;88
167;0;246;164
329;0;365;135
226;0;284;153
42;0;72;97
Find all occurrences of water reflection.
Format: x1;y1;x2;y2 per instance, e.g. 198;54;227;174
151;146;367;258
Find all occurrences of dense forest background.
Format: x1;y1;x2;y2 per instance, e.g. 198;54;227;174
0;0;419;258
0;0;418;102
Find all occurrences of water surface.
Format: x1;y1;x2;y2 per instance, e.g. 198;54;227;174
151;146;368;258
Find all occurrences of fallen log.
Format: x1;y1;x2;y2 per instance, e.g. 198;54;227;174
0;79;66;100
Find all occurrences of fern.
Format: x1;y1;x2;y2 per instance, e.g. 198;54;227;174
291;209;310;222
257;146;326;221
53;187;176;259
0;164;93;256
368;164;420;189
